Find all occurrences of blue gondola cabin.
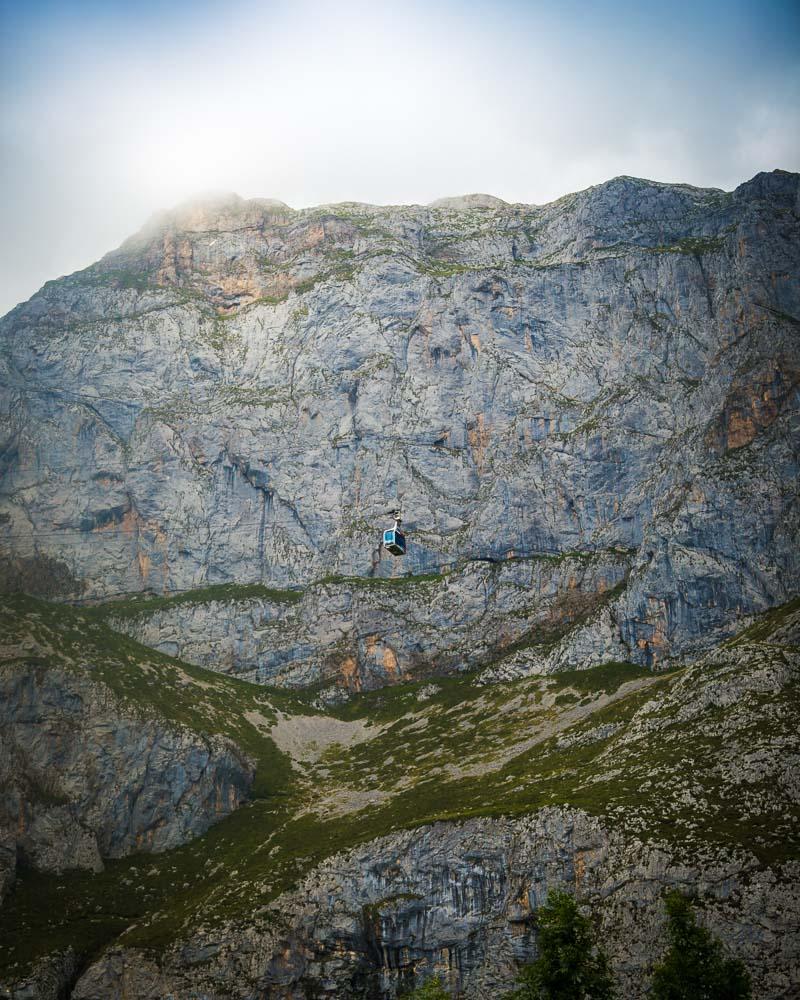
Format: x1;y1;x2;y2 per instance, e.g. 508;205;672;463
383;526;406;556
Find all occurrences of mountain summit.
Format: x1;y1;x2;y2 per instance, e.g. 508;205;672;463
0;171;798;998
2;170;797;685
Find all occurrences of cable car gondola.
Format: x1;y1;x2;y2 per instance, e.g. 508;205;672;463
382;510;406;556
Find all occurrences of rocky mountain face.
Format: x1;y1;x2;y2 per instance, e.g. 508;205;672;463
70;812;800;1000
1;595;798;998
0;598;254;906
104;552;630;695
0;172;798;999
1;171;798;690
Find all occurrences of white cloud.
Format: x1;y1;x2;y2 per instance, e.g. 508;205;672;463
1;0;798;314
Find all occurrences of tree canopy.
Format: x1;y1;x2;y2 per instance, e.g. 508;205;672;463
406;975;451;999
650;891;752;1000
506;888;615;999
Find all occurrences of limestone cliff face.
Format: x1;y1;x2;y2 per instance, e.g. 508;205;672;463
1;172;798;679
0;658;253;896
107;551;630;693
68;811;800;1000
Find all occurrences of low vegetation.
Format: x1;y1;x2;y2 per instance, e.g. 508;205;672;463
0;595;797;988
505;888;615;1000
502;888;750;1000
91;580;302;620
405;977;451;999
650;891;752;1000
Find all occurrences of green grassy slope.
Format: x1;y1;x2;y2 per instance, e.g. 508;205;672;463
0;595;798;983
87;581;302;620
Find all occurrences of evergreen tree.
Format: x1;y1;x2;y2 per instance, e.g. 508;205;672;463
406;975;451;999
506;888;615;999
651;891;752;1000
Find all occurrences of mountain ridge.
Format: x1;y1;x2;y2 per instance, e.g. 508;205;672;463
0;168;798;998
7;169;784;316
2;168;797;695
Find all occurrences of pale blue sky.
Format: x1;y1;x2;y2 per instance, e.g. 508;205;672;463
1;0;798;315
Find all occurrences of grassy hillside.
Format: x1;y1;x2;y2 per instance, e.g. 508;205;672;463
1;594;798;982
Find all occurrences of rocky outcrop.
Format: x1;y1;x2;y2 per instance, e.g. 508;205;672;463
106;550;630;693
1;598;797;998
1;950;78;1000
68;810;800;1000
1;171;798;679
0;658;253;893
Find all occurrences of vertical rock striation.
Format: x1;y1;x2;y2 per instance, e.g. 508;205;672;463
0;659;253;895
0;172;797;677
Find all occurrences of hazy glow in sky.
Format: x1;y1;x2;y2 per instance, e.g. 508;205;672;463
1;0;799;314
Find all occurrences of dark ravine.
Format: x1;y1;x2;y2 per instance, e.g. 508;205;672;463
0;172;798;998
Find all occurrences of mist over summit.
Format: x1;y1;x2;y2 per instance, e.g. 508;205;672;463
0;168;798;998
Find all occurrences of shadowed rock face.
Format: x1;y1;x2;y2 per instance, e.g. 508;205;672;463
0;660;253;895
68;811;800;1000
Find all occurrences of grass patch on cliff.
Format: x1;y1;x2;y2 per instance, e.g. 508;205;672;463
0;594;304;794
314;663;658;807
1;597;798;986
723;595;800;646
89;581;302;621
313;571;448;590
650;235;726;255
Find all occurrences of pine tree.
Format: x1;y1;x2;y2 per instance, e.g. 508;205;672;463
406;975;451;999
650;891;752;1000
506;888;615;999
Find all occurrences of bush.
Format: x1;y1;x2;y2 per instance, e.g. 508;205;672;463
651;891;751;999
506;888;615;999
